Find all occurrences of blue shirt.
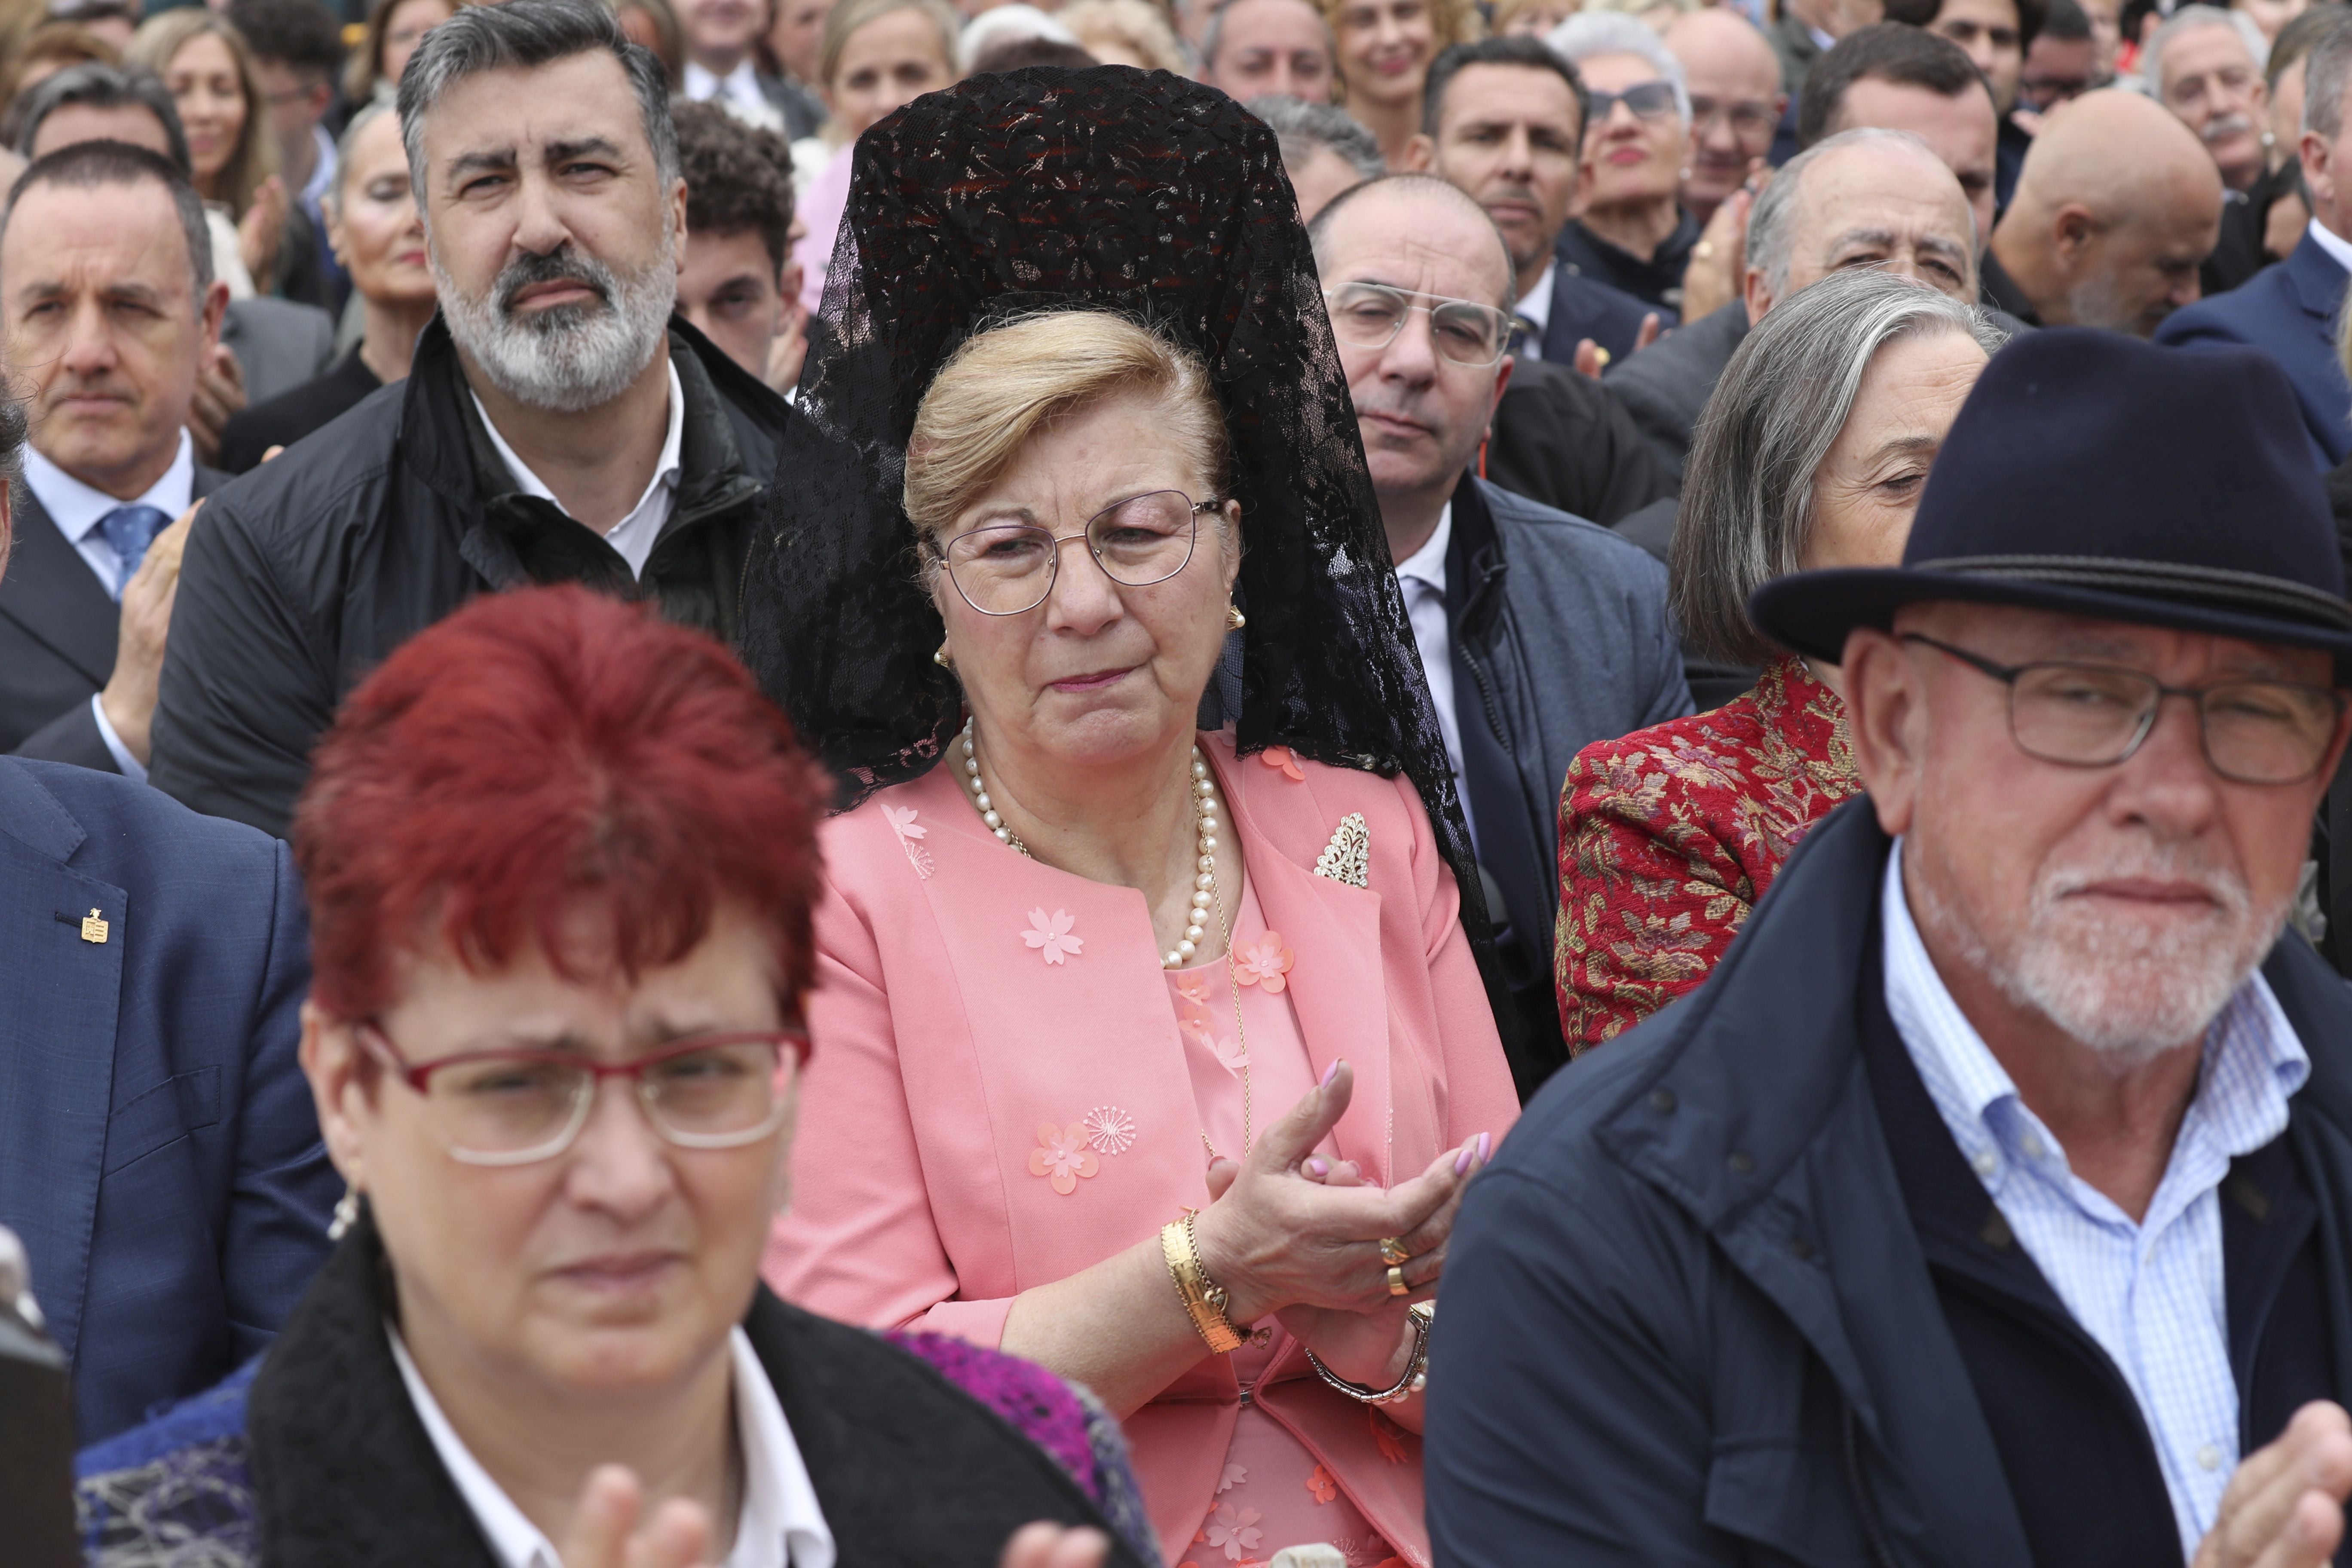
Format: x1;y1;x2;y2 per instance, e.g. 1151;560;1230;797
1881;845;2309;1558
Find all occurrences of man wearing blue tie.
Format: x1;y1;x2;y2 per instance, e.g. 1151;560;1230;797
0;138;232;778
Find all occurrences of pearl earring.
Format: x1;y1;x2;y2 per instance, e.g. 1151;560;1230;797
1227;606;1247;630
933;642;954;668
328;1187;360;1241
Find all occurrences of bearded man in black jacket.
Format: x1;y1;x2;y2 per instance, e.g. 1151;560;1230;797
149;0;789;839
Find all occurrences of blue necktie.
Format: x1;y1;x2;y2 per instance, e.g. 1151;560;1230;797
97;505;170;594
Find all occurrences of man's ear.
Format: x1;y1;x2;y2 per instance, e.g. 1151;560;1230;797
1743;263;1773;327
200;279;229;349
1843;624;1929;839
2049;202;2099;266
299;1001;373;1191
670;177;690;274
1399;132;1437;172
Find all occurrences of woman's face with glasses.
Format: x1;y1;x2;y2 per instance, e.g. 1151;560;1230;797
302;900;797;1403
928;386;1241;776
1576;51;1690;212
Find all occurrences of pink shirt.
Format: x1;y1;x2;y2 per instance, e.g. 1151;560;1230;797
765;732;1519;1565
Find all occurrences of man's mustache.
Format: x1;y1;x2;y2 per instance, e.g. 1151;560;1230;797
2203;111;2255;146
494;248;615;316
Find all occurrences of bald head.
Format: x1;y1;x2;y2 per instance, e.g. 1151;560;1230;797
1988;89;2221;335
1309;172;1518;309
1665;9;1786;220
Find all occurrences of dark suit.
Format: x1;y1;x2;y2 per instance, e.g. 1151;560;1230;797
1602;300;1751;480
1485;358;1675;527
0;756;332;1443
220;296;338;408
1535;263;1672;367
1;465;230;772
2155;229;2352;467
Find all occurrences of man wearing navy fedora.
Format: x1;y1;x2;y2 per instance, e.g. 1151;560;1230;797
1428;328;2352;1567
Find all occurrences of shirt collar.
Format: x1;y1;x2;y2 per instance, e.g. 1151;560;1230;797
22;429;194;545
389;1324;835;1568
2308;216;2352;278
1393;502;1452;596
302;122;338;208
1515;260;1555;334
684;59;765;109
471;357;685;523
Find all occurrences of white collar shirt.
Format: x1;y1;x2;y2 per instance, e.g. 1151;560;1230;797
472;358;684;581
683;60;786;131
2308;216;2352;277
1513;261;1555;361
1880;843;2309;1559
390;1325;836;1568
1392;503;1477;848
301;122;338;214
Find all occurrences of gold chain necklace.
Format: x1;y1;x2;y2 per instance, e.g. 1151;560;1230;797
960;722;1252;1157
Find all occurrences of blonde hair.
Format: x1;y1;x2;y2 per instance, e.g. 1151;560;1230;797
125;10;277;216
1060;0;1188;71
1319;0;1483;84
905;312;1232;554
1490;0;1580;32
818;0;959;89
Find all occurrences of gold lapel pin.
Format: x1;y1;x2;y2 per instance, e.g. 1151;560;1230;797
80;908;108;944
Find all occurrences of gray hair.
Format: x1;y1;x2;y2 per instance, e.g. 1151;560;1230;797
1672;268;2007;666
2302;10;2352;138
326;100;397;219
397;0;680;200
1249;93;1384;180
1746;126;1972;299
1546;9;1690;123
4;138;215;303
1202;0;1335;72
2142;4;2269;92
11;62;193;173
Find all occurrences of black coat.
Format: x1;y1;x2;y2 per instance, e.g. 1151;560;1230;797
1429;799;2352;1565
218;349;383;474
149;314;787;837
247;1213;1154;1568
1483;358;1676;529
1602;300;1751;481
0;465;230;772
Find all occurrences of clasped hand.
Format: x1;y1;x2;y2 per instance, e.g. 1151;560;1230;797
1191;1061;1488;1390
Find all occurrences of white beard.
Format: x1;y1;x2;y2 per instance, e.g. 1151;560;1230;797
436;225;677;414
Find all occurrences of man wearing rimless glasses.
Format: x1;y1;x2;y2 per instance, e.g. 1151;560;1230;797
1308;170;1690;1082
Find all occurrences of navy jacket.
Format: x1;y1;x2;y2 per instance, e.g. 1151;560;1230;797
0;758;333;1443
2156;230;2352;468
1537;264;1675;368
1428;799;2352;1565
1446;476;1690;1091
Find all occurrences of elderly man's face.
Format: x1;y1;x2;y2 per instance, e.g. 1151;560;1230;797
2;176;224;497
419;50;686;414
2158;21;2268;191
1318;184;1514;517
1853;601;2349;1060
1747;141;1976;322
1834;76;1999;247
1205;0;1336;102
1665;11;1785;221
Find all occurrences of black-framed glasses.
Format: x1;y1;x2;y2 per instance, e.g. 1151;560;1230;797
358;1023;808;1167
1323;282;1511;368
1904;633;2347;785
938;490;1221;616
1687;94;1776;138
1587;80;1679;124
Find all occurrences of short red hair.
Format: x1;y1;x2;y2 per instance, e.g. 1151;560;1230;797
294;585;832;1023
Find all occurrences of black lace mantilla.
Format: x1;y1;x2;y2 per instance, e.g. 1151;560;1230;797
736;67;1504;1020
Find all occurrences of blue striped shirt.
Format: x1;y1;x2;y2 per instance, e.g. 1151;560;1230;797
1880;845;2309;1558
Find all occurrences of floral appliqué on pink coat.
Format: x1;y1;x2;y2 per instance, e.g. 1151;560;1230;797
1173;970;1249;1072
1231;932;1295;994
1028;1123;1100;1194
880;805;934;879
1021;908;1083;964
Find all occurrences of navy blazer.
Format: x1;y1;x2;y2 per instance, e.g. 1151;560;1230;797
0;757;332;1443
1538;265;1675;368
2155;229;2352;467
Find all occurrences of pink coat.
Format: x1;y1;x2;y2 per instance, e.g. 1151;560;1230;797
765;730;1519;1565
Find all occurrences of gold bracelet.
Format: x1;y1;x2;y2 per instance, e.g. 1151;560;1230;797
1161;1213;1244;1354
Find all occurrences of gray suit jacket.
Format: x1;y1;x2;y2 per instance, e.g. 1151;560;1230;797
220;297;337;407
2;466;230;772
1602;301;1751;482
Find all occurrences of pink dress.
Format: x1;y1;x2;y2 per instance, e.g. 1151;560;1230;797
1165;882;1402;1568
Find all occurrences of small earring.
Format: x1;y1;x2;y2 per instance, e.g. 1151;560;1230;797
1226;606;1247;630
328;1186;361;1242
933;642;954;668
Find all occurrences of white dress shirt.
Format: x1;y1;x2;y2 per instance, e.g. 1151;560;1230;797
1880;845;2309;1559
1393;504;1478;848
21;430;196;781
683;60;787;133
2306;215;2352;278
1513;261;1555;361
390;1325;836;1568
472;359;685;580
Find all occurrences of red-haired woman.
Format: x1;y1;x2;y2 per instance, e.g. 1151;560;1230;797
72;586;1156;1568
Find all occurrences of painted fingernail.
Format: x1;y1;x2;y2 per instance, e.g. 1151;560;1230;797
1306;1157;1329;1176
1320;1060;1341;1088
1477;1130;1492;1164
1455;1145;1475;1175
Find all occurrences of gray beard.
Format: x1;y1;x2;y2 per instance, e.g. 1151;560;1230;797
436;229;676;414
1907;834;2286;1068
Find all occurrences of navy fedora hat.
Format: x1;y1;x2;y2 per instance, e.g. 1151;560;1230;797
1748;326;2352;671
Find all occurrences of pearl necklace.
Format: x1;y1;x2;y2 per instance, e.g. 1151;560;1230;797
961;720;1224;968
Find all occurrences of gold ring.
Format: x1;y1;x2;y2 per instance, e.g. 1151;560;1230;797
1387;1264;1409;1297
1379;1237;1411;1266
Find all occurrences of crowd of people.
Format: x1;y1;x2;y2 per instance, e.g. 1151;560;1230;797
6;0;2352;1559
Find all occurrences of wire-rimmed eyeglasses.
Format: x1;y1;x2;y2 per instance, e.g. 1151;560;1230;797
1322;282;1513;368
357;1023;808;1167
1903;633;2348;786
936;489;1223;616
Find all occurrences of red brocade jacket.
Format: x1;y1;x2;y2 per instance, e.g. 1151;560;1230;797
1553;655;1862;1052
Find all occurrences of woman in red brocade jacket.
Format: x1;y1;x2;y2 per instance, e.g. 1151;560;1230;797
1554;271;2009;1050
